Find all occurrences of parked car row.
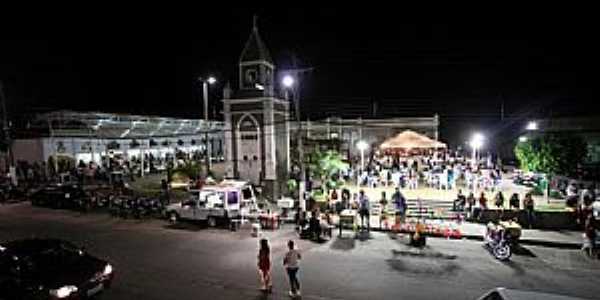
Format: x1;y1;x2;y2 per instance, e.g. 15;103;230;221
26;179;261;230
30;184;91;210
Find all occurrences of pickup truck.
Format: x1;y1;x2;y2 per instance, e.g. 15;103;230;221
165;180;258;227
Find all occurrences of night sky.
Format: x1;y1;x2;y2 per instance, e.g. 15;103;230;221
0;8;596;149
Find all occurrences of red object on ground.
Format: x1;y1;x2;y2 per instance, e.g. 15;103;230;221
259;214;280;230
452;229;462;239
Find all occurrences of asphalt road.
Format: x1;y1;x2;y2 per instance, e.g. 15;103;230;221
1;203;599;300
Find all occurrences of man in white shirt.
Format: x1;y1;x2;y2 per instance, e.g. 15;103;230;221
283;240;302;297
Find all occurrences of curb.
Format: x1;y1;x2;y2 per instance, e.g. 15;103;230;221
460;234;582;249
291;222;584;250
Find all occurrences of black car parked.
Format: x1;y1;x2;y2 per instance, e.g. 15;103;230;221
0;238;114;300
30;185;89;210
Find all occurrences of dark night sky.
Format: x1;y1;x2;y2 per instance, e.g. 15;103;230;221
0;8;596;148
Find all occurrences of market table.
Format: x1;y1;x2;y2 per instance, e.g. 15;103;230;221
258;213;281;230
338;209;357;237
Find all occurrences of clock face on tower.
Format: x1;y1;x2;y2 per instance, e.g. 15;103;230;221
244;68;257;87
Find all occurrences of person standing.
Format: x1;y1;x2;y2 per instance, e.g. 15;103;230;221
494;191;505;209
392;187;407;225
478;192;488;210
341;188;351;210
358;190;371;231
329;189;338;213
257;238;272;292
379;191;388;229
453;189;466;211
476;192;488;220
466;192;476;215
160;179;170;205
447;166;454;190
509;193;520;210
283;240;302;297
523;193;535;229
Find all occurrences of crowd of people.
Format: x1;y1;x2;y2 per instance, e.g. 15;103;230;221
0;148;210;204
348;149;503;193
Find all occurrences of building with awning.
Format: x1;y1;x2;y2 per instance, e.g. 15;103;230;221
10;110;225;165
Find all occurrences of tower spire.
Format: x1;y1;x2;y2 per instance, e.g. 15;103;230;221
239;15;272;64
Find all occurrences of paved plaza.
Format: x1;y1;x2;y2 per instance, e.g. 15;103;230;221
2;202;598;300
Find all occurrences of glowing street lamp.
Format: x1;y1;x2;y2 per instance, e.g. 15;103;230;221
469;133;485;168
519;136;528;143
282;75;295;88
526;121;538;131
357;140;369;172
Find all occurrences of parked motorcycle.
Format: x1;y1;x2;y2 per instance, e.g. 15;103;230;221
120;198;137;218
93;191;111;208
484;220;521;261
145;197;164;218
109;196;127;217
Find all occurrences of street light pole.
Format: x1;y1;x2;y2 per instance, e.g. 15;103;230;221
471;146;477;169
360;147;365;171
357;140;368;172
295;88;306;212
202;80;210;176
469;133;484;194
200;76;216;177
283;74;307;212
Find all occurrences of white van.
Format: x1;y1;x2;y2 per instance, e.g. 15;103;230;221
165;180;258;227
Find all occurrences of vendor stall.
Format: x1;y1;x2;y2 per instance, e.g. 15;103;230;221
379;130;446;155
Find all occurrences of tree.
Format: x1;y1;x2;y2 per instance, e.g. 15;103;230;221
172;160;202;181
306;149;349;188
514;134;587;176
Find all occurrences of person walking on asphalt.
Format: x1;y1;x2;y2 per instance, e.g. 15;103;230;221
257;238;272;293
582;214;597;257
284;240;302;297
358;190;371;231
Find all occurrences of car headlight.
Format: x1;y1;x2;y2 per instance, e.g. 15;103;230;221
49;285;78;298
103;263;113;276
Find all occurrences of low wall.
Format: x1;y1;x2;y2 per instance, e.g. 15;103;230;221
474;209;578;230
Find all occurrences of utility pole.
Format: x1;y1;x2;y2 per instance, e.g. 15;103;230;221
0;81;14;174
500;97;505;121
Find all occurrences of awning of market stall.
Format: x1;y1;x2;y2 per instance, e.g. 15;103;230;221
379;130;446;150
